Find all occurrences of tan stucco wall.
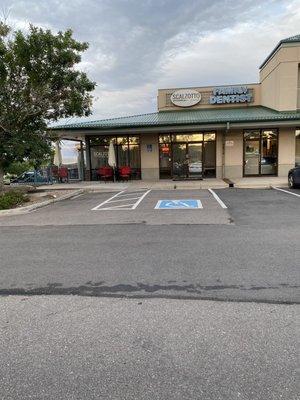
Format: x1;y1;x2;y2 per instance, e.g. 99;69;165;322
224;130;243;179
260;43;300;111
140;133;159;180
216;131;223;178
157;83;261;112
278;127;296;176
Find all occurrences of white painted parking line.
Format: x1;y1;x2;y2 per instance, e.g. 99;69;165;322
272;186;300;198
91;191;125;210
100;204;136;210
107;197;140;203
132;190;151;209
71;193;85;200
117;191;149;197
91;189;151;211
208;189;228;209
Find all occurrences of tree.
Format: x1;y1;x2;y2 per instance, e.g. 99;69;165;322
0;22;96;189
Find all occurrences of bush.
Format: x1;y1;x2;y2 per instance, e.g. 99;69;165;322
0;190;30;210
5;161;34;176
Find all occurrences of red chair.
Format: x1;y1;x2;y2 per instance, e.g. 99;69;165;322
58;167;69;183
119;166;131;181
97;167;113;182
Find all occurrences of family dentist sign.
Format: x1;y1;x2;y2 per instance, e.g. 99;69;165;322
209;86;252;105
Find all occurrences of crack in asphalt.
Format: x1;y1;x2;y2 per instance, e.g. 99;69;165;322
0;282;298;304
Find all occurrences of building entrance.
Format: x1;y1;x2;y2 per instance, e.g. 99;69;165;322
172;143;203;179
159;133;216;179
244;130;278;176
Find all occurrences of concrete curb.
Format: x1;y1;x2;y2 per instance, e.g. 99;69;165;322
234;184;289;189
0;189;85;217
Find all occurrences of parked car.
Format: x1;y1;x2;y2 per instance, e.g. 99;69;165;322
288;166;300;188
3;173;17;185
11;171;49;184
189;161;202;174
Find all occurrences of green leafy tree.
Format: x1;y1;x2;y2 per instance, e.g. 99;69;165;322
0;22;95;189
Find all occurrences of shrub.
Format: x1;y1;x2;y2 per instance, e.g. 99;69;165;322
0;190;30;210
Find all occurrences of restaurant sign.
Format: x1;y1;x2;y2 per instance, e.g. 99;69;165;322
170;89;201;107
209;86;252;105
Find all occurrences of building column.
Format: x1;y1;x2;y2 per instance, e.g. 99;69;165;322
85;136;92;181
140;133;159;180
278;128;295;176
224;129;243;179
216;130;224;179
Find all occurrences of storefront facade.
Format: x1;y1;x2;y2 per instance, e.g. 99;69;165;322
53;34;300;181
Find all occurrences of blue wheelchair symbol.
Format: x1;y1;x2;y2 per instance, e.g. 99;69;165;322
155;199;202;209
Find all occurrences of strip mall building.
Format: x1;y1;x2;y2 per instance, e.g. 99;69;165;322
53;34;300;181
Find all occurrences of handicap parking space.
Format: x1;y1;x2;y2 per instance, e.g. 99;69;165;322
2;186;299;227
89;189;231;225
155;199;203;209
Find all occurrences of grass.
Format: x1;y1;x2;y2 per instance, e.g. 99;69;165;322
0;189;30;210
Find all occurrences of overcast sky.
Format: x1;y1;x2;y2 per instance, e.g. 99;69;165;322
3;0;300;162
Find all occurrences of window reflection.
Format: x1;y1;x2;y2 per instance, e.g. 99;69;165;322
244;130;260;140
159;134;171;143
158;132;216;178
172;134;203;142
204;133;216;141
88;135;141;180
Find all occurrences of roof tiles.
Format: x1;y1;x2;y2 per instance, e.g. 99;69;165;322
51;106;300;131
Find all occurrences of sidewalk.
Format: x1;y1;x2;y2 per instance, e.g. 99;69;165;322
233;177;288;188
38;177;288;191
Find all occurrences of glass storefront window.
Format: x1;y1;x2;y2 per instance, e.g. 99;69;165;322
159;134;171;143
244;130;260;140
90;145;109;179
262;130;277;140
89;136;111;146
296;129;300;166
159;144;171;179
128;136;140;144
117;144;129;166
88;134;141;180
116;136;128;145
244;129;278;176
204;141;216;177
172;133;203;142
90;146;109;168
204;133;216;141
158;132;216;179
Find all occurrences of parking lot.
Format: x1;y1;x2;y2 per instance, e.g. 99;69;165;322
0;186;299;227
0;187;299;303
0;187;232;225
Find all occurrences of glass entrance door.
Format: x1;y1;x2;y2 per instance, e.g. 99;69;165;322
188;143;203;178
244;130;278;176
172;143;203;178
172;143;187;178
244;139;260;175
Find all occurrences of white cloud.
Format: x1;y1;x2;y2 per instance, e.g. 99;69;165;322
3;0;300;123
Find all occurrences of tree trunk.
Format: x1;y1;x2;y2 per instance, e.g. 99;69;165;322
0;163;4;193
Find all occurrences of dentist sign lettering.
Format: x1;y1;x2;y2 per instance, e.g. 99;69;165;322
210;86;252;104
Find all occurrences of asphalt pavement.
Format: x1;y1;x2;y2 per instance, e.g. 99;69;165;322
0;188;299;303
0;187;299;400
0;296;298;400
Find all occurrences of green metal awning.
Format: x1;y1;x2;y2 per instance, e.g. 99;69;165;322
50;106;300;132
